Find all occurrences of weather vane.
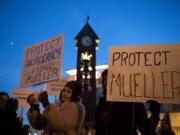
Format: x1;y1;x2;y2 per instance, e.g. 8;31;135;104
86;15;90;23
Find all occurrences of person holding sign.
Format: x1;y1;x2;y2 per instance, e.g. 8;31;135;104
95;69;161;135
95;70;112;135
57;81;85;135
27;81;85;135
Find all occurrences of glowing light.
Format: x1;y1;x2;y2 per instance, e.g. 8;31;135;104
65;64;108;80
88;66;92;71
80;67;84;71
81;52;92;61
96;71;101;79
95;39;99;43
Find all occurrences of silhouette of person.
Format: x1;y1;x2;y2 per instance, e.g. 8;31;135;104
0;92;9;134
5;97;24;135
0;91;9;111
27;81;85;135
95;69;160;135
95;69;112;135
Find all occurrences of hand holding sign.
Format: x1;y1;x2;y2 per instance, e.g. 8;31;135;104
38;91;49;108
27;94;40;113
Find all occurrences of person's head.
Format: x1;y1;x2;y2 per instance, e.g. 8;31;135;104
27;94;36;105
6;97;18;113
59;81;82;102
102;69;108;97
38;91;49;108
0;91;9;110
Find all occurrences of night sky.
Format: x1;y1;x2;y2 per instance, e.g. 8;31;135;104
1;0;180;124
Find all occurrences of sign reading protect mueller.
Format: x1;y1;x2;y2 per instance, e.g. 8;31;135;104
107;44;180;103
20;34;64;87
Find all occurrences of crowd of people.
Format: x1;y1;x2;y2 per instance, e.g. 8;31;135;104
0;69;176;135
0;92;29;135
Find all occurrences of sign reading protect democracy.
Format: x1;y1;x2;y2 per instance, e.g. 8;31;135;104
20;34;64;87
107;44;180;103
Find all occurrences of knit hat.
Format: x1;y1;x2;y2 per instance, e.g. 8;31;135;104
65;81;82;101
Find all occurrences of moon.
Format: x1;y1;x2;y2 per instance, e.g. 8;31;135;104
10;42;14;45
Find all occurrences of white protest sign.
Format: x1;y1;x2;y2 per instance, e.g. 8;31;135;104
158;112;180;127
12;88;40;107
107;44;180;103
45;75;75;96
20;34;64;87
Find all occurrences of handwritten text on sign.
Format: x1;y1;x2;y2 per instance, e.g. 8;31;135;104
107;44;180;103
20;34;64;87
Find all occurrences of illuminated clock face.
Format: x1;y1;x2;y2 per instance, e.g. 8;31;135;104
81;36;92;46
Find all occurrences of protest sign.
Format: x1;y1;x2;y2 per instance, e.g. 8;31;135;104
45;75;75;96
20;34;64;87
107;44;180;103
12;88;40;107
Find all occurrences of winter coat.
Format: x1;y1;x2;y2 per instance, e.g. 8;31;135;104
0;109;24;135
27;102;85;135
95;97;112;135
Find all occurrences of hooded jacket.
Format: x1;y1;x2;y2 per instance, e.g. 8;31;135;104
27;102;85;135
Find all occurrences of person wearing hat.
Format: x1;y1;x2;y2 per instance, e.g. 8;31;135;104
27;81;85;135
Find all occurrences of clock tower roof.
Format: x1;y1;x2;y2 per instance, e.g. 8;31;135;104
75;22;99;40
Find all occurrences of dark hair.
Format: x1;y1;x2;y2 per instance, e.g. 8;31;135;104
6;98;18;112
60;81;82;102
27;94;34;103
0;91;9;104
0;91;9;98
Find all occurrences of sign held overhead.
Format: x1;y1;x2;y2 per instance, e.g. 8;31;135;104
20;34;64;87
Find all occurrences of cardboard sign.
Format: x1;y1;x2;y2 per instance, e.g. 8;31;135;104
107;44;180;103
20;34;64;87
12;88;40;107
45;76;75;96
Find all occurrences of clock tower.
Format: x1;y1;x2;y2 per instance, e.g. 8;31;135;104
75;19;99;124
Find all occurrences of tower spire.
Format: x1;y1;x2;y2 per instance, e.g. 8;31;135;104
86;15;90;23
